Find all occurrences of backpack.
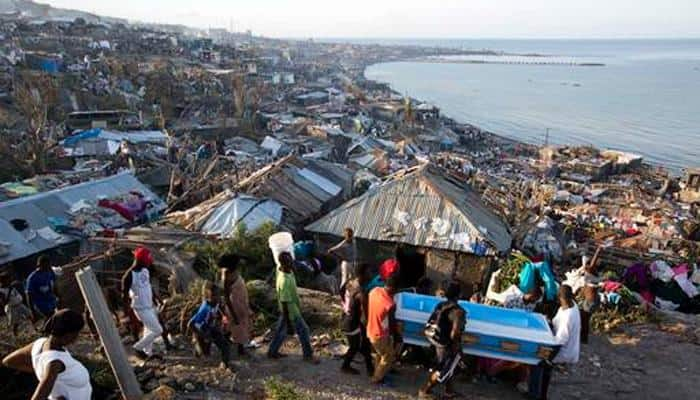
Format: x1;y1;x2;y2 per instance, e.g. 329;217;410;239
423;301;462;347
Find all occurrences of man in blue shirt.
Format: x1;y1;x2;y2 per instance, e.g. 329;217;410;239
25;256;58;320
188;282;232;370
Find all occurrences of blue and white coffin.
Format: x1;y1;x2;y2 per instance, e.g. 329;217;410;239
395;293;559;365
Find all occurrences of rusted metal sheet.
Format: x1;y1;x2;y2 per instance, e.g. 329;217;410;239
306;165;511;254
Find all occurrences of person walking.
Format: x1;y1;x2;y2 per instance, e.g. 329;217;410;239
121;247;163;359
267;252;319;364
340;263;374;376
25;256;58;321
327;228;358;293
366;273;401;385
3;309;92;400
1;274;33;337
419;281;466;399
188;282;232;370
221;253;252;357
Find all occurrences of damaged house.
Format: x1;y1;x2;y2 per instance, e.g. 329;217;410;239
60;128;169;157
165;190;290;238
235;155;354;226
306;164;511;293
0;172;166;273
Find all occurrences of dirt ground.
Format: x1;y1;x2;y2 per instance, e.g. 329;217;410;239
2;297;698;400
147;318;699;400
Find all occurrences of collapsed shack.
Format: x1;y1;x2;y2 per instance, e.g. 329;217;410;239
235;154;354;225
0;172;166;277
54;226;201;313
306;163;512;296
165;189;294;237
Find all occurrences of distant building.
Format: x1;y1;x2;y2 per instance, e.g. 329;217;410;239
66;110;141;131
295;91;328;106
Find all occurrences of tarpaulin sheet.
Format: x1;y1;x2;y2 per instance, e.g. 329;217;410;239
201;196;283;238
62;129;167;146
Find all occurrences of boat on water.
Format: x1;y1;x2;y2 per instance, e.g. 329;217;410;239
395;292;560;365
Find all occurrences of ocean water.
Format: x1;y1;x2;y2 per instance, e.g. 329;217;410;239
363;39;700;171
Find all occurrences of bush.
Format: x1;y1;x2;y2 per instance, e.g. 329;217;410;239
184;222;278;282
263;377;310;400
494;251;531;293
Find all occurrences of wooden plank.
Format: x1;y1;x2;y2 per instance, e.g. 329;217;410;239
76;267;143;400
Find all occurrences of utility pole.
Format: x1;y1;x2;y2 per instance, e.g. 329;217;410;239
544;128;550;147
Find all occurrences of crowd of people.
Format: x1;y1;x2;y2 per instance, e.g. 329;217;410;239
1;229;583;400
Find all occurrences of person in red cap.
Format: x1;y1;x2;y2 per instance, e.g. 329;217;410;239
121;247;163;360
379;258;400;281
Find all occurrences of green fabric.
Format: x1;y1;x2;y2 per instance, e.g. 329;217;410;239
0;183;38;197
276;269;302;320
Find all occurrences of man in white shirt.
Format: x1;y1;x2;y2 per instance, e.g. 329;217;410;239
552;284;581;364
525;285;581;400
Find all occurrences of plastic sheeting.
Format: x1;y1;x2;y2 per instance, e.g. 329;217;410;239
62;128;167;146
200;196;283;238
519;261;559;302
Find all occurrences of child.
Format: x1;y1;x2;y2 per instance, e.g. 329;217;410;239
188;282;232;370
579;285;599;344
340;263;374;376
1;274;33;336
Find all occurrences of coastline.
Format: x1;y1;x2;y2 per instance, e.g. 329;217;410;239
360;59;684;175
360;60;551;149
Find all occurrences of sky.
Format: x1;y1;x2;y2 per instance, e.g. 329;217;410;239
43;0;700;39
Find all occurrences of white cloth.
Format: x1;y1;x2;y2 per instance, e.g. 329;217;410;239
552;305;581;364
31;338;92;400
673;274;699;298
650;260;674;283
485;269;520;304
132;307;163;356
129;268;153;310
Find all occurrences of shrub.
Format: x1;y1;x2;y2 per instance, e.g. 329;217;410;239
185;222;278;282
263;377;310;400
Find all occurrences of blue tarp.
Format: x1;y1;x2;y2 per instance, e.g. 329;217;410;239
62;128;102;146
62;128;168;147
519;261;559;301
39;58;61;73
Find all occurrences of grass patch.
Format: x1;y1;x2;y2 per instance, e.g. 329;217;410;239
263;377;311;400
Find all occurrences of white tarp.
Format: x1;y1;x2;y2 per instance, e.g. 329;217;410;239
260;136;285;156
98;130;167;144
201;196;283;238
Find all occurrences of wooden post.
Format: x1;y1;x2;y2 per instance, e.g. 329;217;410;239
76;267;143;400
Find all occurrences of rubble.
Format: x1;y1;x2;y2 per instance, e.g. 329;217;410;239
0;6;698;400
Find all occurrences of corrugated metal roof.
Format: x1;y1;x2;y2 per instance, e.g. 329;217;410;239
0;173;165;265
347;136;386;155
306;164;511;255
237;155;352;223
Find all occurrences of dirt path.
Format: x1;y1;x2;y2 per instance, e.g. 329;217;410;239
2;318;697;399
147;319;698;400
